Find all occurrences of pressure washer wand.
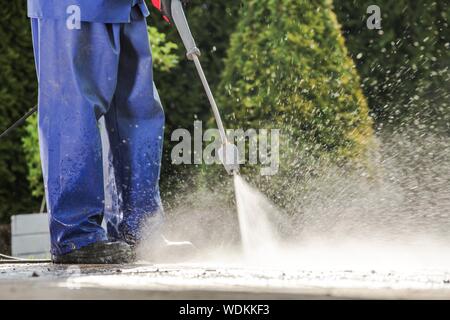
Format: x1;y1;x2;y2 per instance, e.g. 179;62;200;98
191;55;227;144
171;0;239;175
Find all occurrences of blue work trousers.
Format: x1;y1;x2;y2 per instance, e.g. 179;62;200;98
31;8;165;256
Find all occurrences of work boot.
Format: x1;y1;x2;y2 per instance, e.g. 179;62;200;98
52;241;135;264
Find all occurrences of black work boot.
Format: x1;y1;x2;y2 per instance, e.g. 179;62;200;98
52;241;135;264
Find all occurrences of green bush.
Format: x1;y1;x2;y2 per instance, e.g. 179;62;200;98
218;0;374;187
22;115;42;198
334;0;450;131
0;2;38;221
147;26;179;72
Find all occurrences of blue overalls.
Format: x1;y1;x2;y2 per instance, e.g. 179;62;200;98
28;0;165;256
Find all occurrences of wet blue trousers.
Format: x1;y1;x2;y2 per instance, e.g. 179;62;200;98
31;12;165;256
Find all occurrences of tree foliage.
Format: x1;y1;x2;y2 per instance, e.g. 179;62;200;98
334;0;450;132
0;1;37;222
218;0;374;186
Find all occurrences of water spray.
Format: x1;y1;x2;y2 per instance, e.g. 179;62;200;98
170;0;240;175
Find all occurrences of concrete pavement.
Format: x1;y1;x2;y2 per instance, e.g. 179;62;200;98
2;262;450;299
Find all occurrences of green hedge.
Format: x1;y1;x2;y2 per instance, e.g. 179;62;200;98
217;0;373;189
0;2;38;222
334;0;450;131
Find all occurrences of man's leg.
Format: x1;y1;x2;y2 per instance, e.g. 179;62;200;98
104;13;165;244
32;18;122;256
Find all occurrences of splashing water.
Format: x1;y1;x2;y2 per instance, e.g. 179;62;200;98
136;129;450;273
233;175;281;261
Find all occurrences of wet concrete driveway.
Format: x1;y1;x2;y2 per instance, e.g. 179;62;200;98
2;262;450;299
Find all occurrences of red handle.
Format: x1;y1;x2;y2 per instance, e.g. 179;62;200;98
151;0;162;10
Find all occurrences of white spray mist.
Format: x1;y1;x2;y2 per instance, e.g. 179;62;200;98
233;174;281;262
